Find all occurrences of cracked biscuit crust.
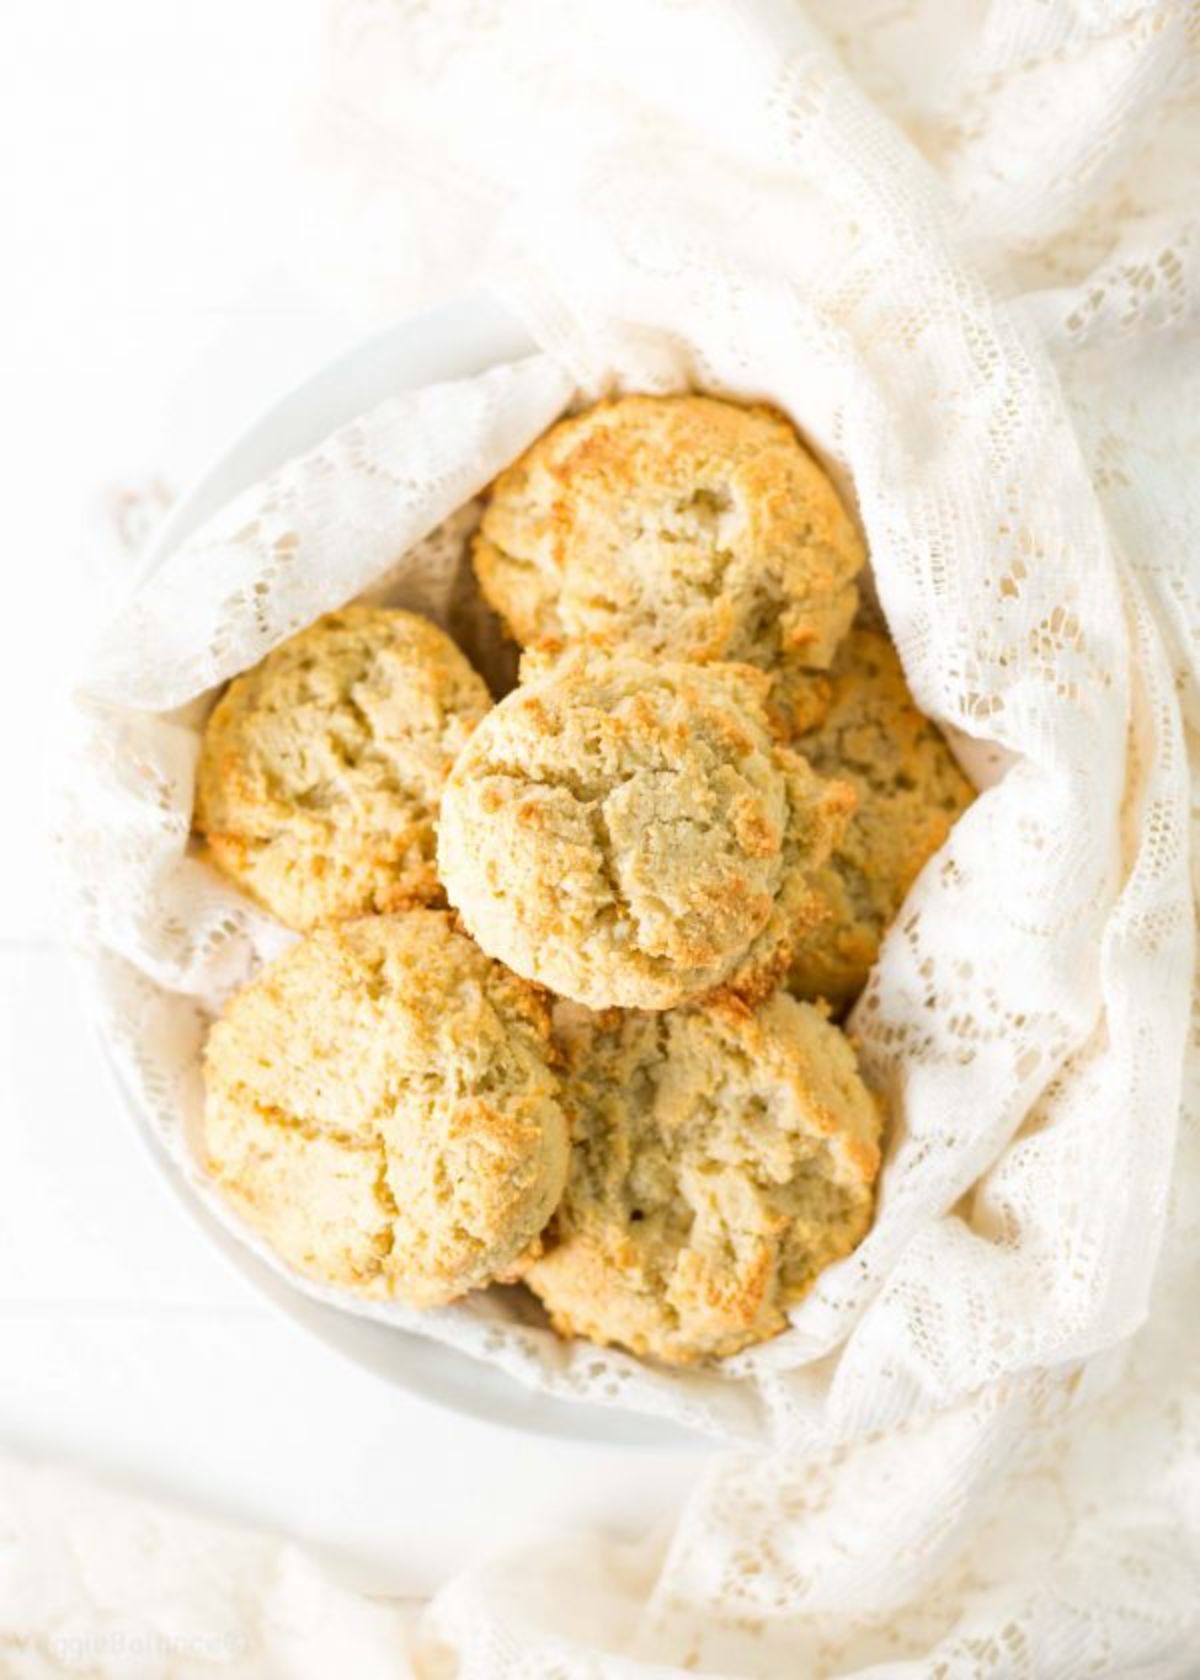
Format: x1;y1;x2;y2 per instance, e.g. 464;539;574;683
526;993;882;1364
787;629;977;1008
437;651;855;1011
202;911;569;1306
195;606;493;930
473;394;865;702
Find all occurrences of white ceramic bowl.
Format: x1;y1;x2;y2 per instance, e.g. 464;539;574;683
123;291;701;1450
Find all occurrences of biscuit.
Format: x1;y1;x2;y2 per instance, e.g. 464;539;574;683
473;394;865;703
525;992;882;1364
202;911;569;1306
437;650;855;1011
787;629;976;1008
195;606;492;930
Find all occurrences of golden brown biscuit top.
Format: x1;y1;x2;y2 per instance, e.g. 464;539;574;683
787;628;977;1006
202;911;568;1306
195;605;492;929
474;393;865;681
437;650;851;1011
526;991;881;1363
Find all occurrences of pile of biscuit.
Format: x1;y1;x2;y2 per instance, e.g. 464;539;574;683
196;395;974;1366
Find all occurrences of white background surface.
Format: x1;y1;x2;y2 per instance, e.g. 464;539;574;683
2;1;699;1596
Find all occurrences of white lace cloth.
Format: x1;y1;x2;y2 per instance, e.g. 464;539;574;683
49;0;1200;1672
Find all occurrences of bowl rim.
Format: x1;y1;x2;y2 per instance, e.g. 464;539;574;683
122;288;707;1453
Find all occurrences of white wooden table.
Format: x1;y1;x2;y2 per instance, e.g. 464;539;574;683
2;0;700;1597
